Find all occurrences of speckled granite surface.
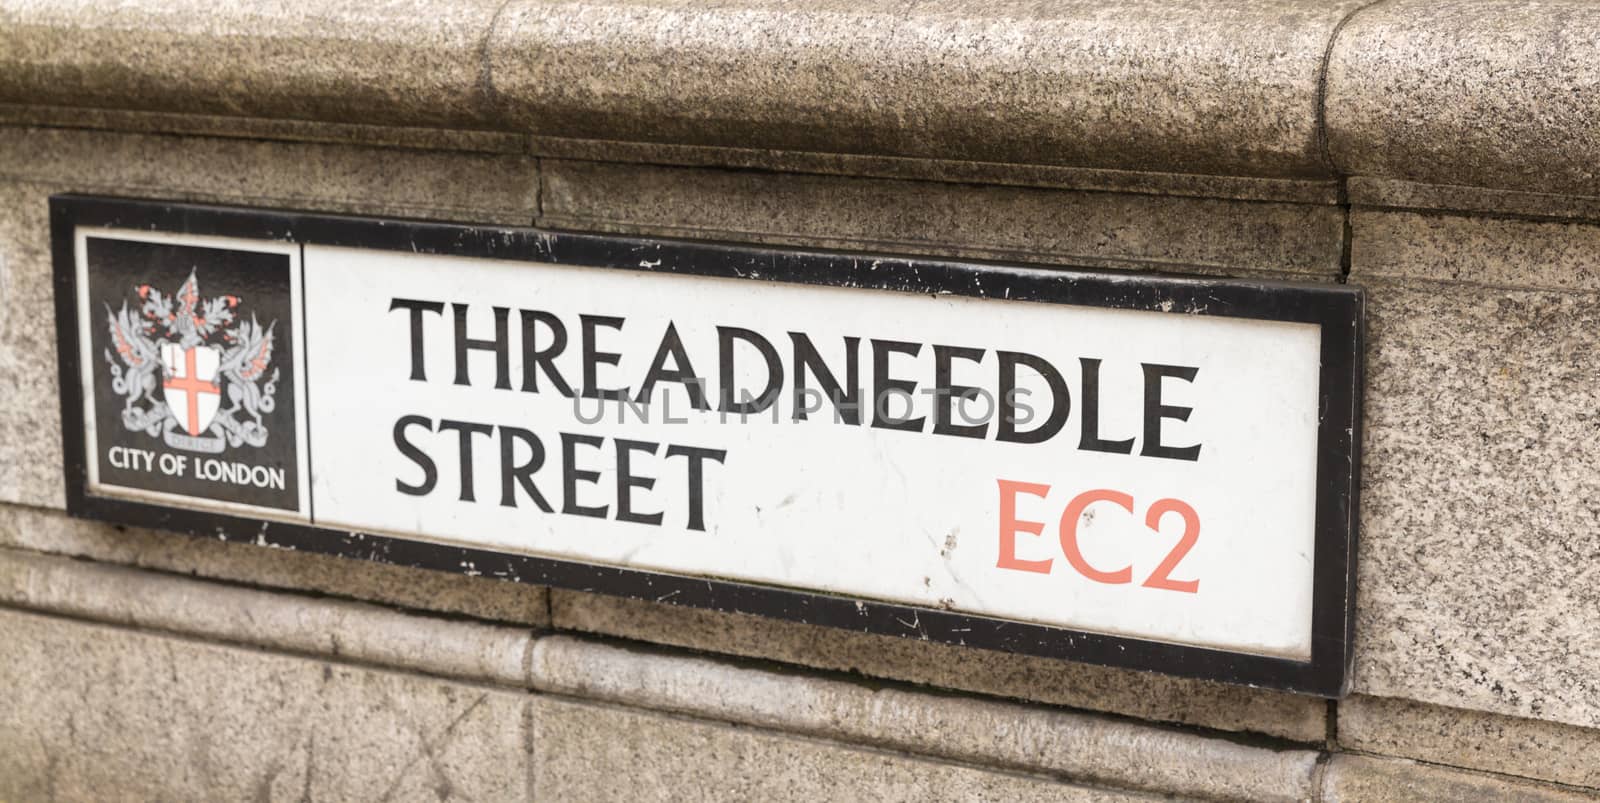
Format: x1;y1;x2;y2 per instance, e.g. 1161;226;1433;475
1353;216;1600;728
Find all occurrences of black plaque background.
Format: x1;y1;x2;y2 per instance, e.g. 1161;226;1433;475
53;195;1364;697
84;237;300;511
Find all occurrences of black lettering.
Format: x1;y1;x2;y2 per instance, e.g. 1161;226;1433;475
452;303;512;389
1079;358;1135;454
615;439;664;526
933;345;988;439
637;322;709;410
997;351;1069;443
562;432;609;518
390;299;445;382
1141;363;1202;461
498;426;553;511
437;419;496;502
665;444;727;532
519;310;574;397
791;333;861;424
393;415;437;495
580;315;629;401
718;327;783;414
870;339;924;433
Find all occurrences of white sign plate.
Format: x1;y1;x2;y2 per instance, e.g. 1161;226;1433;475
55;198;1362;695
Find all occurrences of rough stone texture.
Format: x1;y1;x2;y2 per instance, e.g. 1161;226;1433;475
552;591;1327;743
1326;0;1600;197
531;697;1160;802
0;545;534;684
11;2;1600;793
0;181;58;509
0;0;1374;180
0;542;1326;799
0;102;530;154
0;506;549;626
0;126;538;227
531;636;1321;801
531;136;1342;204
0;607;532;801
1320;754;1600;803
14;0;1600;199
0;104;1338;204
1353;267;1600;726
0;0;505;129
0;125;537;511
1351;208;1600;291
1340;695;1600;790
492;0;1363;177
540;159;1345;279
1349;177;1600;225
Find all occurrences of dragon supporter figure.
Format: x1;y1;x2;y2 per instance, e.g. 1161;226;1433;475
104;268;280;452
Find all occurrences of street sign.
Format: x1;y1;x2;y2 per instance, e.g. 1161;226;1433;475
52;196;1363;695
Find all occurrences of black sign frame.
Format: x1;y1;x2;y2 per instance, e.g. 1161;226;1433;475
51;195;1363;697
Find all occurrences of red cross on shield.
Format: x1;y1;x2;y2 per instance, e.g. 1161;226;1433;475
160;343;222;436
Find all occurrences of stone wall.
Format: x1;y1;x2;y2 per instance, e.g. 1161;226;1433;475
2;0;1599;799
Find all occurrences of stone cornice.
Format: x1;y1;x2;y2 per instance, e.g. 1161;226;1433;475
2;0;1595;195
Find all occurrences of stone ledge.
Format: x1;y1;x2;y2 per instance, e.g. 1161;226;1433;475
1339;694;1600;791
0;544;1317;800
532;696;1161;802
0;607;534;800
0;544;533;686
1349;178;1600;225
1325;0;1600;198
537;159;1346;279
6;542;1597;800
0;0;1345;180
1321;754;1600;803
0;102;532;155
550;589;1329;743
1349;207;1600;292
0;604;1154;801
0;505;551;626
7;0;1600;196
529;635;1322;802
0;0;506;130
487;0;1358;179
0;104;1341;205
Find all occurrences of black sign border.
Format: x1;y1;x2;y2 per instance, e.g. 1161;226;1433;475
52;195;1363;697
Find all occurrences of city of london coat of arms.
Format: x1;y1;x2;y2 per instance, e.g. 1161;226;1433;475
104;269;279;454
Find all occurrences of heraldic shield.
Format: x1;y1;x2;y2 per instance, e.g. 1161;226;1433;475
83;228;300;512
104;267;280;455
160;342;222;437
